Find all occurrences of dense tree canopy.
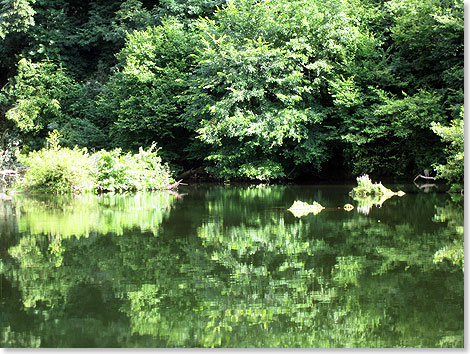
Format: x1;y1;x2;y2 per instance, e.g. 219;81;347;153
0;0;464;181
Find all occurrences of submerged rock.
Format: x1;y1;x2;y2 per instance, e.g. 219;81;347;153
288;200;324;218
343;204;354;211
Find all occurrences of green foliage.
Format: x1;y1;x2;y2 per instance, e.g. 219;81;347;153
157;0;226;20
188;0;372;179
431;106;464;189
58;81;109;150
0;0;36;39
17;132;173;193
334;0;463;177
109;0;160;42
18;131;95;194
8;0;134;77
191;33;309;179
387;0;464;91
3;58;75;148
0;0;465;181
97;18;199;168
93;143;174;192
350;174;393;196
341;90;448;176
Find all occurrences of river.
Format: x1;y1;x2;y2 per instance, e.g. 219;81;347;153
0;183;464;347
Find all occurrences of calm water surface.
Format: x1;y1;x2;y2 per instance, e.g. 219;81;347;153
0;183;464;348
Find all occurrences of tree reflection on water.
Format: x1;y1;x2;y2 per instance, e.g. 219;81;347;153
0;185;464;348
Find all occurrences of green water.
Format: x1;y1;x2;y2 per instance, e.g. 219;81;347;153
0;184;464;348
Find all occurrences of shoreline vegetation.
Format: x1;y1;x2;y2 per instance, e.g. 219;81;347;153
9;130;174;194
0;0;464;193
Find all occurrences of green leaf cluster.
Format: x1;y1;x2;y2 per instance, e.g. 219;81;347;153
96;18;200;170
17;132;173;194
3;59;74;133
431;106;464;189
93;143;173;192
18;133;95;194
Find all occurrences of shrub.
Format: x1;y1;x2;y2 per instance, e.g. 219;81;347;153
93;143;174;192
18;131;95;194
3;59;75;134
17;132;174;194
350;174;394;197
431;106;464;191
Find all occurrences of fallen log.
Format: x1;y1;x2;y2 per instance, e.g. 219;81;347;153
413;174;435;182
165;179;188;190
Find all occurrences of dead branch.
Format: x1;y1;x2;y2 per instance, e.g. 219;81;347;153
165;179;188;190
413;174;436;182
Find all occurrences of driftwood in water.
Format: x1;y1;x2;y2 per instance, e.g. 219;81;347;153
413;170;438;192
413;172;435;182
0;167;28;176
165;179;187;190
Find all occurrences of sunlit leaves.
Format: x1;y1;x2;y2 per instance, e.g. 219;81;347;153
4;58;75;132
190;0;364;179
97;18;199;168
0;0;36;39
431;106;464;187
